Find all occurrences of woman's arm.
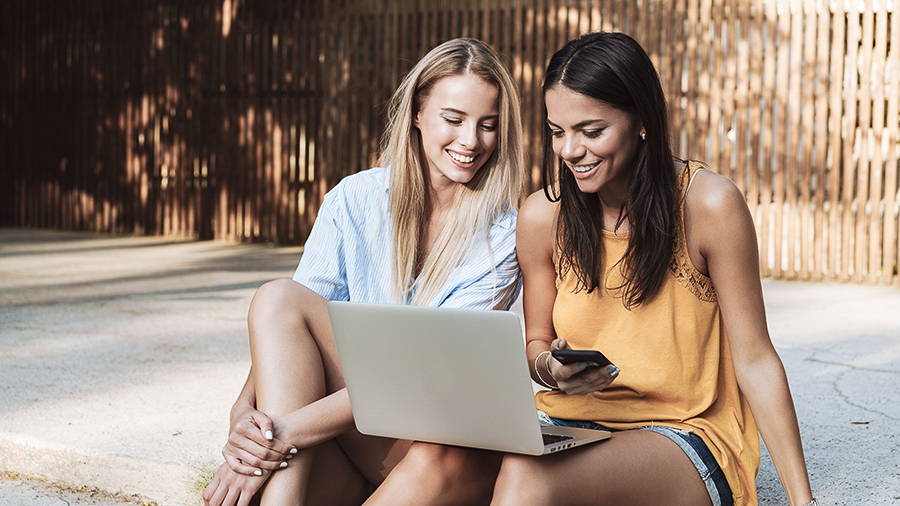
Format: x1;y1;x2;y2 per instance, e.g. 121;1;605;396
517;190;620;394
517;191;561;387
688;171;814;506
273;388;355;447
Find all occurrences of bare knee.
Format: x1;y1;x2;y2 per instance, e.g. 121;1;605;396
252;278;317;310
400;442;473;480
249;278;322;326
492;454;551;505
384;443;497;500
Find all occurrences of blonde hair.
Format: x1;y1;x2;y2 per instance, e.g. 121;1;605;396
378;38;524;305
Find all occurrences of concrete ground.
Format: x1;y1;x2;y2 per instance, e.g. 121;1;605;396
1;227;898;505
0;472;142;506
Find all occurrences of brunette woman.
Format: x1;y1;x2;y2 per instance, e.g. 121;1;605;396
493;32;814;506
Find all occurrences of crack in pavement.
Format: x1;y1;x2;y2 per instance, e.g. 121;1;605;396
830;368;898;421
804;357;900;374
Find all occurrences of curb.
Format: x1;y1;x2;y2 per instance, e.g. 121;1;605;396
0;433;209;505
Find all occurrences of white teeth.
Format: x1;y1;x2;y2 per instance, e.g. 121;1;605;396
571;162;599;173
448;151;475;163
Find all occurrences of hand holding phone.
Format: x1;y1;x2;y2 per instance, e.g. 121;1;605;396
551;349;613;368
547;341;619;395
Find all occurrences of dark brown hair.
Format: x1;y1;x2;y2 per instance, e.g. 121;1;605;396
542;32;677;309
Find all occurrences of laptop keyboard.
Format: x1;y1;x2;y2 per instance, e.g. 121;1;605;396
542;433;575;446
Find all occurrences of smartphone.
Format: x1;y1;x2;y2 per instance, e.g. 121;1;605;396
551;349;613;368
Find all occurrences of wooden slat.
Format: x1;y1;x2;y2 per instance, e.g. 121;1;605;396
771;0;791;278
866;3;887;283
534;0;546;188
841;6;860;281
785;0;804;279
733;0;750;195
671;0;687;155
826;3;846;279
684;0;699;156
812;0;830;280
757;0;778;276
797;0;816;279
854;1;874;282
883;0;900;285
705;0;721;177
719;0;736;187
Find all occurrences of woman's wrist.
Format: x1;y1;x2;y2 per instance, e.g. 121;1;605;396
281;389;355;448
534;350;558;389
229;399;253;426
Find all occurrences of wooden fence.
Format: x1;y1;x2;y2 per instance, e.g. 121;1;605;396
1;0;897;283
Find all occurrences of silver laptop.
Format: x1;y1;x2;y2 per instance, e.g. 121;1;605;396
327;302;610;455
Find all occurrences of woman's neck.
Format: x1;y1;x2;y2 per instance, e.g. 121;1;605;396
428;184;455;214
596;177;630;231
423;165;457;216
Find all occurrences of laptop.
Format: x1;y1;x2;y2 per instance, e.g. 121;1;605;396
327;301;610;455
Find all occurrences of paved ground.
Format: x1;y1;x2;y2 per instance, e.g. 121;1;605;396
0;472;142;506
1;227;898;505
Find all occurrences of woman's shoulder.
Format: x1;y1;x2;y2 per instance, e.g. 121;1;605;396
681;162;753;261
683;163;746;218
316;167;390;226
518;188;559;230
327;167;389;199
514;189;559;255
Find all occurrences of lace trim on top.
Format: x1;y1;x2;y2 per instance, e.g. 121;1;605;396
669;161;718;303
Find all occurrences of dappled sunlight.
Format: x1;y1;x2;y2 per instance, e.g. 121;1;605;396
2;0;897;282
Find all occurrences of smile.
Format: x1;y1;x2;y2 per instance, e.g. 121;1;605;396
567;161;600;173
447;150;476;164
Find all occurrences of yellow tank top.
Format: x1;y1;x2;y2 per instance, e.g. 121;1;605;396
535;161;760;505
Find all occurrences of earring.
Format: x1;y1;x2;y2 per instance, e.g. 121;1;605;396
640;131;646;140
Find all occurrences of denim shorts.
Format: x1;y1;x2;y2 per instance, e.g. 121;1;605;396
537;411;733;506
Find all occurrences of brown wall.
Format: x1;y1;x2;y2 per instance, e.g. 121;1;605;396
2;0;897;283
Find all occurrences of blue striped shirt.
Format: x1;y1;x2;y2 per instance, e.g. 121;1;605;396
293;167;520;310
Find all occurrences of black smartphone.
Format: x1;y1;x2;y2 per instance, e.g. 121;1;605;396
551;349;613;368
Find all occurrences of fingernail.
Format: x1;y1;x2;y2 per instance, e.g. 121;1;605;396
280;461;288;468
577;362;587;370
264;430;273;440
253;469;263;476
286;454;294;460
289;447;298;454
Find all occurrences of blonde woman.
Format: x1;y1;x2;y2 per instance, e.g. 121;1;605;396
203;38;524;506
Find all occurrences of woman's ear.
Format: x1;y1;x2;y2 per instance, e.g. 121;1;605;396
413;110;421;129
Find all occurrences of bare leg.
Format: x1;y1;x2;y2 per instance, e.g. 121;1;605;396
248;279;410;505
250;279;331;505
365;442;502;506
490;430;712;506
302;440;370;506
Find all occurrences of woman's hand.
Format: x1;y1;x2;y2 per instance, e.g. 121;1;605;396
548;339;620;395
203;462;267;506
223;404;296;476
